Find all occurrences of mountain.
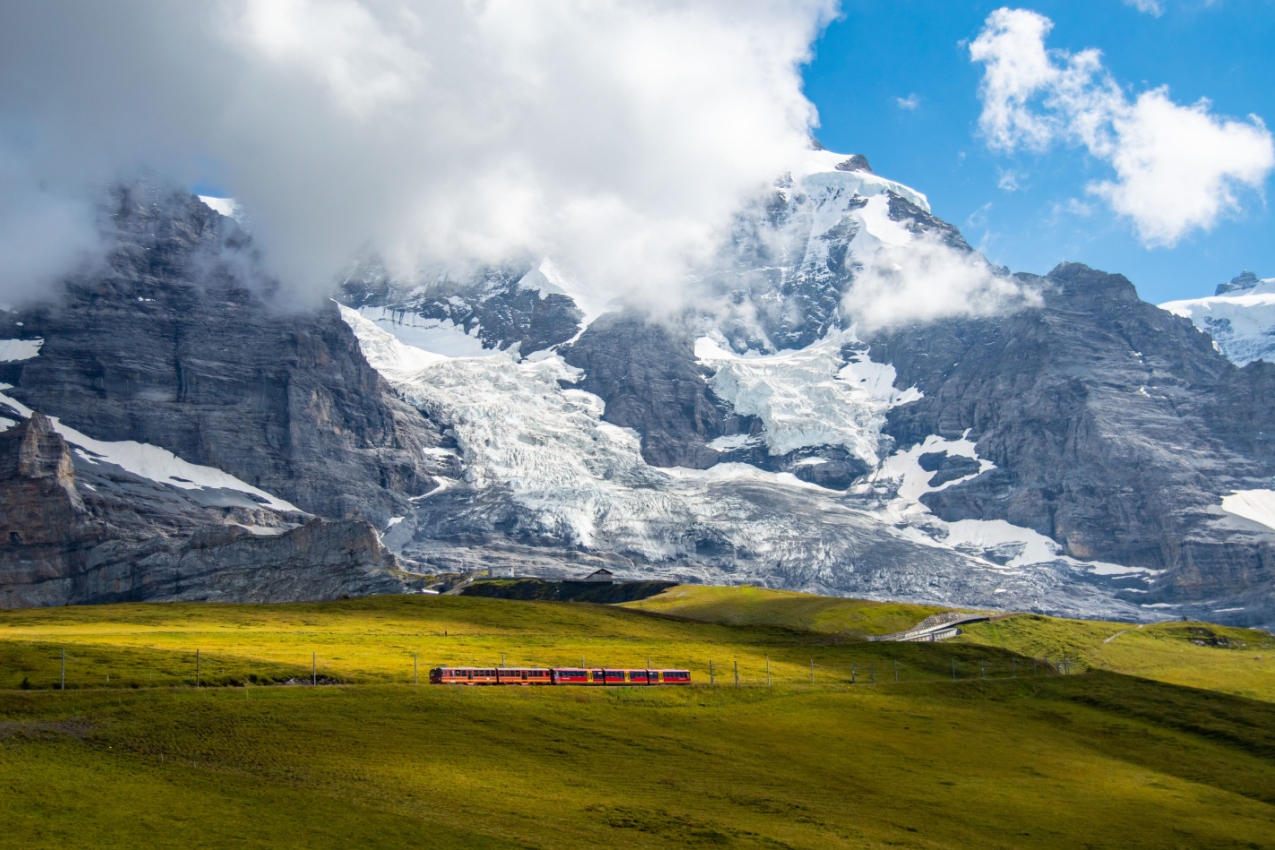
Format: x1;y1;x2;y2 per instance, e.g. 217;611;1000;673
3;161;1274;627
1160;271;1275;367
0;184;449;605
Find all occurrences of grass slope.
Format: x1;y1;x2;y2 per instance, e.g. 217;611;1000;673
621;584;949;637
1;593;1273;847
958;615;1275;702
622;585;1275;702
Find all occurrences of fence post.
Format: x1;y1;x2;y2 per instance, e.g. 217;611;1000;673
312;652;316;686
196;649;200;688
766;657;771;687
810;659;815;685
894;659;899;684
870;663;875;685
61;648;65;691
951;658;956;681
980;659;986;680
734;660;739;688
414;653;419;686
709;660;714;686
851;661;856;684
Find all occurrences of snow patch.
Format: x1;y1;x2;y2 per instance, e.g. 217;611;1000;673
0;387;300;512
1221;489;1275;531
0;339;42;362
198;196;240;219
354;305;496;358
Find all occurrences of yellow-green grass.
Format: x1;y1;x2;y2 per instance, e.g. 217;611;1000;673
2;673;1274;848
616;585;1275;703
957;615;1275;702
0;595;1025;691
621;584;950;637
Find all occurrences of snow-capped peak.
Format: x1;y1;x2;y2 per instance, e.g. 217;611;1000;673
1160;271;1275;366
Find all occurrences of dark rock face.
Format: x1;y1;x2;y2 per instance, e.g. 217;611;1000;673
1;185;442;525
1217;270;1261;295
339;263;583;356
0;414;406;607
835;154;872;173
866;262;1275;610
562;312;735;468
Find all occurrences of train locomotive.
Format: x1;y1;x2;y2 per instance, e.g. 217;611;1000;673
428;666;691;685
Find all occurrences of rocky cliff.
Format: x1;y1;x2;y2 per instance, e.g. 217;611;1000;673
0;414;406;606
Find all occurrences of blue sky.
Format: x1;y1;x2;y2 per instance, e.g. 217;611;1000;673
802;1;1275;303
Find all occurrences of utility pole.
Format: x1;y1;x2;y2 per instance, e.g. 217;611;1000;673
581;656;585;669
810;659;815;685
951;658;956;681
870;663;875;685
766;657;771;687
312;652;316;686
501;653;505;668
894;659;899;683
980;659;986;680
414;653;419;686
196;649;200;688
851;661;856;684
709;660;714;686
61;648;65;691
1012;658;1016;678
1033;658;1037;677
734;660;739;688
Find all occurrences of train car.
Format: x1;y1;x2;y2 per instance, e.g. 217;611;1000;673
496;667;552;685
429;666;501;685
549;668;692;685
432;666;692;685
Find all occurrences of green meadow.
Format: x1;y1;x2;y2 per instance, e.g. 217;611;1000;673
1;586;1273;848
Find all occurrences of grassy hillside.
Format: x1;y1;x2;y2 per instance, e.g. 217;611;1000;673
957;615;1275;702
621;585;1275;702
621;584;950;637
2;593;1274;848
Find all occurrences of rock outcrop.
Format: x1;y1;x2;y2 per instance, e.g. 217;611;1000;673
0;414;406;607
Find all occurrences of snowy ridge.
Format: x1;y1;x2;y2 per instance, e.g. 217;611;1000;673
0;384;300;513
795;148;930;212
1160;276;1275;366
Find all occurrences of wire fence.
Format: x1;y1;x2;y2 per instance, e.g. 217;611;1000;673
1;645;1079;691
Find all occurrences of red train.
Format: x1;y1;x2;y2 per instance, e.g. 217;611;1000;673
428;666;691;685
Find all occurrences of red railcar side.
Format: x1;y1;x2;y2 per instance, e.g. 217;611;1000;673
431;666;692;685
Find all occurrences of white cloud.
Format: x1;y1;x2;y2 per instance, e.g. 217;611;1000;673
969;7;1274;247
997;168;1024;191
1124;0;1164;16
0;1;837;308
843;232;1040;331
896;93;920;110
